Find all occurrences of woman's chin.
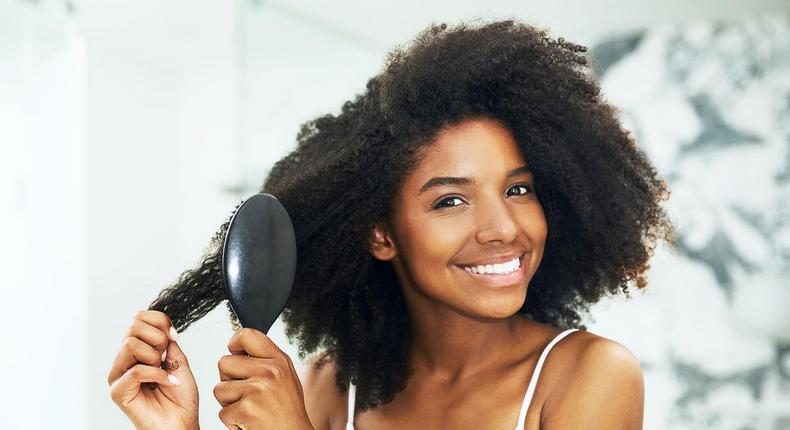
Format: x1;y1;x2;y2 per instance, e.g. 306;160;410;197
464;296;527;321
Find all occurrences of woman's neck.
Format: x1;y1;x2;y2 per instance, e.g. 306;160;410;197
405;304;529;384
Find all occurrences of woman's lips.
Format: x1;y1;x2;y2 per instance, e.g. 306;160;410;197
454;253;527;288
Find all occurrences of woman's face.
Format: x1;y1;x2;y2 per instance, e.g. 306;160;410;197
370;117;548;320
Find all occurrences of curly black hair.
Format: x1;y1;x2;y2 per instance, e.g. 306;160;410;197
149;19;675;411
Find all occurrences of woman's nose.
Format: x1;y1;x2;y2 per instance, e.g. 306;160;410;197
474;196;519;244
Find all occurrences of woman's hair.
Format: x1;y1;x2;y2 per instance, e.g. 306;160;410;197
149;19;675;410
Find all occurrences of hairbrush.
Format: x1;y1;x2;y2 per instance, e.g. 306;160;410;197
221;193;297;334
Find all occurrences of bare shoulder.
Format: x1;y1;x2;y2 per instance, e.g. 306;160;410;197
298;352;347;430
541;329;645;429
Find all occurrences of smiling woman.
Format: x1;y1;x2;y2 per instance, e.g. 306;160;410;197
372;118;549;323
133;18;675;430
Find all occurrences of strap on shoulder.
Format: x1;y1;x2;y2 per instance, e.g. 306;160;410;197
514;328;580;430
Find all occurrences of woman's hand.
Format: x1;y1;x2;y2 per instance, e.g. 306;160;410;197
214;327;314;430
108;310;200;430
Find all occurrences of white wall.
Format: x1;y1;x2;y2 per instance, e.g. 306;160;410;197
0;3;87;428
80;3;242;428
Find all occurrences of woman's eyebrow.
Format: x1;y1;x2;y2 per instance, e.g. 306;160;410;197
418;165;531;195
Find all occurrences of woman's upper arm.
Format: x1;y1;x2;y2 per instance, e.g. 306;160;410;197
541;337;645;430
299;355;341;430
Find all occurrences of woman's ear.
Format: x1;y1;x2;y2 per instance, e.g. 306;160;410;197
369;220;397;261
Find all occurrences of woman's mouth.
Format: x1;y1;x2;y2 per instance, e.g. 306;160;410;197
453;253;527;287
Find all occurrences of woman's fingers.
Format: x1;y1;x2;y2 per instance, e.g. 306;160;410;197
108;336;164;385
126;319;170;353
109;363;180;406
218;400;247;430
227;327;283;358
128;311;178;350
107;310;177;386
218;354;286;382
213;379;246;407
134;310;179;343
163;332;190;367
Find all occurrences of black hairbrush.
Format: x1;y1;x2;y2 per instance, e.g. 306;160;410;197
221;193;297;334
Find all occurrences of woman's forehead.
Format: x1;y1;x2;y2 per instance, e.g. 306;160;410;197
406;118;528;184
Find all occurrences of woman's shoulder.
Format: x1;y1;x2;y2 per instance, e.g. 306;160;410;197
298;352;347;430
519;318;640;365
529;321;645;428
538;323;639;367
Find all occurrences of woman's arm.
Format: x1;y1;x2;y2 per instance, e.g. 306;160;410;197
299;354;344;430
541;337;645;429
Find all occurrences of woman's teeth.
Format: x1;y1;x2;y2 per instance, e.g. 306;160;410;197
461;256;521;275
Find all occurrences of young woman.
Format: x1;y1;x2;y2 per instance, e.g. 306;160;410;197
108;19;674;429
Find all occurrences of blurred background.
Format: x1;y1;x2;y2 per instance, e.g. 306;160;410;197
1;0;789;428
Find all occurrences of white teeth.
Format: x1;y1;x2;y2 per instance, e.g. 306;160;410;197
461;256;521;275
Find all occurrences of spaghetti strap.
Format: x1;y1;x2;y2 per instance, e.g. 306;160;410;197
514;328;579;430
346;382;356;430
345;328;580;430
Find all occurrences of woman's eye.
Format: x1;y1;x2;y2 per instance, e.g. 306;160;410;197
507;184;534;197
432;185;533;210
432;196;466;210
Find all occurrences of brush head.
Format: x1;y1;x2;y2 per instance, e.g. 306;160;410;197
221;193;297;334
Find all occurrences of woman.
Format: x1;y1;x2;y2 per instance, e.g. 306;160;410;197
108;19;675;429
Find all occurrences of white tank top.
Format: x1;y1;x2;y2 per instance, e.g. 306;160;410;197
345;328;579;430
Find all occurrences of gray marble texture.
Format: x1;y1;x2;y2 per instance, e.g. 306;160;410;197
585;14;790;430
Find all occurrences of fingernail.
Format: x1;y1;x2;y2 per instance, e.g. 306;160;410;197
161;349;167;362
168;374;181;386
169;326;179;342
